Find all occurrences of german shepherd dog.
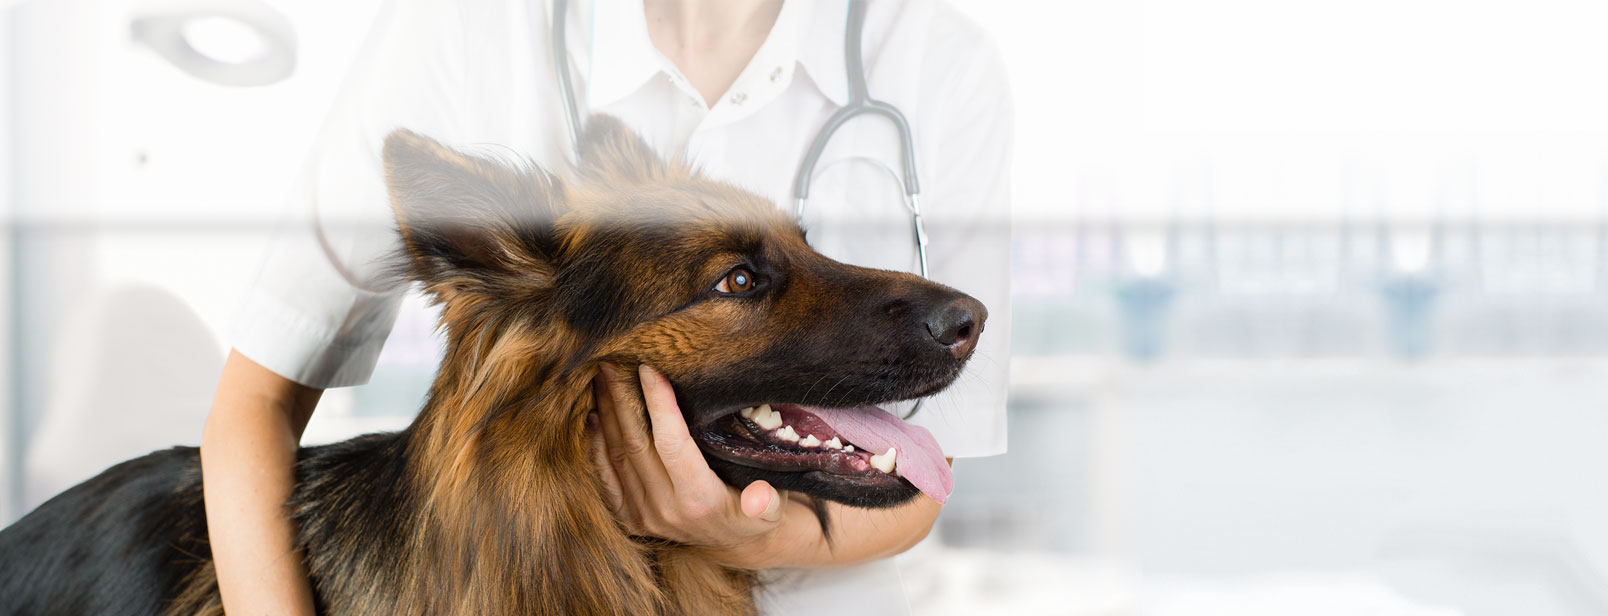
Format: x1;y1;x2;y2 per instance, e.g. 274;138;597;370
0;116;986;615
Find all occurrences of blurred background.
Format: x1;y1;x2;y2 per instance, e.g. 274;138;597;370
5;0;1608;614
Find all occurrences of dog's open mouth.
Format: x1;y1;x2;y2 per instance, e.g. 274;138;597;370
694;403;953;503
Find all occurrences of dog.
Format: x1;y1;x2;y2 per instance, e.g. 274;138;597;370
0;116;987;615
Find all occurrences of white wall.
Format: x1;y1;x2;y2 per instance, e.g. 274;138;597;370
950;0;1608;225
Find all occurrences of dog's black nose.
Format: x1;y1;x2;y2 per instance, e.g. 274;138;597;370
925;296;987;359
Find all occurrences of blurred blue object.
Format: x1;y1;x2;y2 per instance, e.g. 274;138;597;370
1379;274;1441;360
1114;276;1177;361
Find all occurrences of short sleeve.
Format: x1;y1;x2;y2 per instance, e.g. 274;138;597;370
230;0;469;388
901;12;1014;459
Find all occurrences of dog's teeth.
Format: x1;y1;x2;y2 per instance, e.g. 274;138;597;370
842;445;854;453
800;434;821;448
775;425;800;442
752;405;782;430
823;436;843;450
739;407;755;419
870;448;897;474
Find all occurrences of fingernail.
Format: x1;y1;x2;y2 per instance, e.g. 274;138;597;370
764;486;782;518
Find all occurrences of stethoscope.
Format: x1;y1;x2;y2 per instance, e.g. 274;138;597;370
552;0;930;419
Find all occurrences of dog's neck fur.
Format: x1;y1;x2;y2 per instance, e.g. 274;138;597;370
397;295;756;615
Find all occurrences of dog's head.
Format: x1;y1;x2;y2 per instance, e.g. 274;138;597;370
381;116;985;508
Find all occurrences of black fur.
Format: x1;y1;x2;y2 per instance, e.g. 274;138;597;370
0;447;207;615
0;435;413;614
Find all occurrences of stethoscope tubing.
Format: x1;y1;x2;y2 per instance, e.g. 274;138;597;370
791;0;920;202
553;0;585;162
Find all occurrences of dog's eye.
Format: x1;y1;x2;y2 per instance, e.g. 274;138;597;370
716;268;756;294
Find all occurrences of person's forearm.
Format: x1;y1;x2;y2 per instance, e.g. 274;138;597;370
739;491;942;570
201;351;322;616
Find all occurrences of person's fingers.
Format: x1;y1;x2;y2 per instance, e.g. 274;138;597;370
739;481;783;524
587;411;625;516
604;365;657;460
594;365;654;522
637;365;714;491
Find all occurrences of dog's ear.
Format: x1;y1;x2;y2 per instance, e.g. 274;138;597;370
382;129;562;288
577;114;668;182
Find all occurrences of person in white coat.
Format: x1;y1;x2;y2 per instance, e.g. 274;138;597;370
201;0;1011;613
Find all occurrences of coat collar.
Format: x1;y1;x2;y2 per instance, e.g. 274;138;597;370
584;0;849;109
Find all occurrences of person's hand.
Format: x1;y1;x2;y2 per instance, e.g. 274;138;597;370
589;363;789;568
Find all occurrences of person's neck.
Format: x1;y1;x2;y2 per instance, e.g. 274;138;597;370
645;0;781;51
643;0;784;106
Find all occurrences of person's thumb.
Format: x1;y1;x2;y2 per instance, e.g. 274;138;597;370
740;481;783;523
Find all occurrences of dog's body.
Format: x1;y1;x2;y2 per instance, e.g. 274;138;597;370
0;117;985;615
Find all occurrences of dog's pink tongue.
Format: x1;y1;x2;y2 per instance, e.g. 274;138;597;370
799;405;953;504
